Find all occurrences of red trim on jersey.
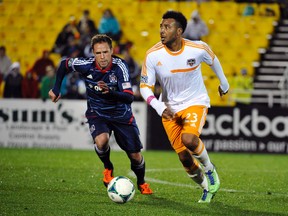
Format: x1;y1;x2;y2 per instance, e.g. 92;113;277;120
123;89;134;95
128;115;134;124
65;58;70;69
86;115;98;119
147;95;156;105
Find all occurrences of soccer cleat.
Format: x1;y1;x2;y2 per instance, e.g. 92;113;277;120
103;168;114;187
138;183;153;195
198;189;214;203
206;166;220;194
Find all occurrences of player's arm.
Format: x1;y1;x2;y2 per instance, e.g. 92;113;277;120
49;58;70;102
140;83;170;118
97;80;134;103
139;56;167;117
210;56;229;96
202;42;229;96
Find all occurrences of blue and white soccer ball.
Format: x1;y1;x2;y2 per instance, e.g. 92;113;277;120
107;176;135;204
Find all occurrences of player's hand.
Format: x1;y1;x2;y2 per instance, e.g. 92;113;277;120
48;89;61;103
162;107;174;120
97;81;109;94
218;86;228;97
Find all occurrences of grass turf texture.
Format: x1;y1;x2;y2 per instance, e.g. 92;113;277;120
0;148;287;216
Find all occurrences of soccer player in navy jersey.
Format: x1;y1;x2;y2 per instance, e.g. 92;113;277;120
48;34;153;194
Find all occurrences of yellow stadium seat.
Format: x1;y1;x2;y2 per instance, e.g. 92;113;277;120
177;1;198;18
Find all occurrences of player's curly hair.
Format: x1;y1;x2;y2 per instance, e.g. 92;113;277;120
162;10;187;33
91;34;113;50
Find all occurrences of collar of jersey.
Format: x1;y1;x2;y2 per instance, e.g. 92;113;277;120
164;39;185;56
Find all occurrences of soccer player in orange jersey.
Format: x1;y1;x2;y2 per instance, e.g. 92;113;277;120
140;11;229;203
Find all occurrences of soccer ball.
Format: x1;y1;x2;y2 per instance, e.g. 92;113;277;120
107;176;135;204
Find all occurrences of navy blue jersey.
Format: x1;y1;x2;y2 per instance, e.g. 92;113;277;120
53;56;135;122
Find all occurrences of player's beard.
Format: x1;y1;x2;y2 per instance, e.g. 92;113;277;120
162;35;177;49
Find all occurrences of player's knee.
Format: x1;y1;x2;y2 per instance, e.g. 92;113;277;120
182;133;199;151
95;133;110;150
128;152;143;165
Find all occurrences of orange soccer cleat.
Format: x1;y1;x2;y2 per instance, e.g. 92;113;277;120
138;183;153;195
103;168;114;187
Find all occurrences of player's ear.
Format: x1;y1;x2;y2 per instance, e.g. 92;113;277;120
177;28;183;37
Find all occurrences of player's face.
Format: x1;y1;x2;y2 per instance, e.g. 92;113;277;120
160;18;178;46
93;42;113;69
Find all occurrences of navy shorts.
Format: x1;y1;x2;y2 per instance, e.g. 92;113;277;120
87;116;143;153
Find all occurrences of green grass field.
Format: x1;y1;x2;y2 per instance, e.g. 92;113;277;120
1;148;287;216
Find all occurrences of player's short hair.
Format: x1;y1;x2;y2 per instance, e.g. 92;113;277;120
90;34;113;50
162;10;187;33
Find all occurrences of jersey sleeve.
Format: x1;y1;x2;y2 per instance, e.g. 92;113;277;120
199;41;229;93
140;54;167;116
201;41;215;66
52;58;70;96
67;57;93;75
116;59;133;94
108;58;134;103
210;56;229;93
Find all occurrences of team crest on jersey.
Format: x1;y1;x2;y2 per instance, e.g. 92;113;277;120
187;58;196;66
109;73;117;83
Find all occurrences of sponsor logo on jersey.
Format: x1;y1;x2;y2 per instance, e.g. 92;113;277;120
187;58;196;66
122;82;131;89
109;73;117;83
87;74;93;79
156;61;162;66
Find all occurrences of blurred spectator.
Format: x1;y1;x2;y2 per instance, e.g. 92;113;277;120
78;10;98;36
64;73;86;99
83;40;93;57
183;10;208;40
264;7;275;17
61;37;82;58
22;71;40;98
3;62;23;98
78;10;98;57
29;50;55;81
98;9;122;44
52;15;81;56
79;24;94;57
231;68;253;105
40;65;56;100
242;4;255;16
0;46;12;82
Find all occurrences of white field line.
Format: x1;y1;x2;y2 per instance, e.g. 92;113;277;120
127;168;288;196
